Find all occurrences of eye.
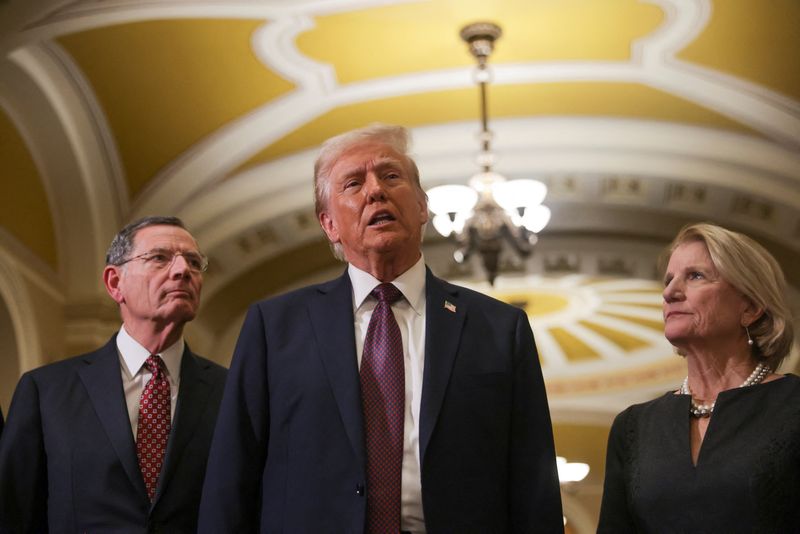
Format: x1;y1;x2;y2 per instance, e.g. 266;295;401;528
147;251;171;264
184;253;204;270
385;171;401;180
688;271;704;280
344;179;361;190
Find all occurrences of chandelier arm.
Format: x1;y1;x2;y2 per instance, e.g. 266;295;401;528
501;222;534;258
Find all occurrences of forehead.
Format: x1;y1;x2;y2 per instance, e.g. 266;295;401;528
669;240;714;268
329;141;406;177
132;225;197;251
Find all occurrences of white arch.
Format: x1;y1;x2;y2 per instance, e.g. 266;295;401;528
0;248;44;374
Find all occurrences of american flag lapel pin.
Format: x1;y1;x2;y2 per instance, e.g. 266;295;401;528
444;300;456;313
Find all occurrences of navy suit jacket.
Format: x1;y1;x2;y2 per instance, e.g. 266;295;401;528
0;336;227;533
199;269;563;533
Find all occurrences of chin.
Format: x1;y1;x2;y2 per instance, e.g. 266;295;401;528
162;304;198;324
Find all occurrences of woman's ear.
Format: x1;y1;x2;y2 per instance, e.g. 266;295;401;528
741;297;764;328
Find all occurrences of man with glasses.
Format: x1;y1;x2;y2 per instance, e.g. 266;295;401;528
0;216;226;533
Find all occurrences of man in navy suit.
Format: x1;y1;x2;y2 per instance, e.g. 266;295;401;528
199;125;563;533
0;216;227;533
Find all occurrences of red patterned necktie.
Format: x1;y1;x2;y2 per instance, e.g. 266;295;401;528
136;354;171;501
360;283;405;534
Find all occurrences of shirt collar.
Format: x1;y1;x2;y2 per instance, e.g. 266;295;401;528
117;324;183;384
349;255;426;315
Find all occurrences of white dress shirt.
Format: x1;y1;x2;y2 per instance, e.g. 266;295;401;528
349;256;427;533
116;325;183;440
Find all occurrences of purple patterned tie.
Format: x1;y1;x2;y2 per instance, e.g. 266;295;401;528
360;283;404;534
136;355;171;501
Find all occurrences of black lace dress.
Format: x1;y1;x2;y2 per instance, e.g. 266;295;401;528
598;374;800;533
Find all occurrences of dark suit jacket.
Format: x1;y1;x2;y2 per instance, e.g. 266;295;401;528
199;269;563;533
0;336;227;533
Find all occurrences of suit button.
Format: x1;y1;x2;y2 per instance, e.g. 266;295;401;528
356;484;365;496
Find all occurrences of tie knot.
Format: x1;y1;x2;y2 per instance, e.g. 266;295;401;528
371;283;402;305
144;354;165;376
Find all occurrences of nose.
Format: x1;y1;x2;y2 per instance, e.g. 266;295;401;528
662;278;683;303
169;253;192;278
363;172;386;202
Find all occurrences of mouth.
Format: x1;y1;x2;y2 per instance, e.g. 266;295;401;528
165;289;192;299
368;211;396;226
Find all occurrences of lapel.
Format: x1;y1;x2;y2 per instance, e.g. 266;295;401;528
308;271;365;465
78;336;148;498
154;346;214;504
419;269;466;464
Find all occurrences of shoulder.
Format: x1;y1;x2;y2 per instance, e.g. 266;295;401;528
775;373;800;389
611;392;677;433
251;273;349;312
187;352;228;380
22;344;113;383
758;373;800;409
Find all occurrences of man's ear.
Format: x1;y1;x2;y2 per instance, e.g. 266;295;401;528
103;265;125;304
319;212;340;244
417;194;429;225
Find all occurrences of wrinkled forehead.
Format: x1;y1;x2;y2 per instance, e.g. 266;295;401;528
667;239;715;270
132;225;199;253
329;142;409;178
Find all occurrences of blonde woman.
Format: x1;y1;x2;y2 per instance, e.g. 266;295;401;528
599;223;798;532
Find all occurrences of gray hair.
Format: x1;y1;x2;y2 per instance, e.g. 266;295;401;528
313;124;425;260
106;216;188;266
666;222;794;370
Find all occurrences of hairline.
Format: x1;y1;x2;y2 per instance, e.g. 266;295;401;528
105;215;191;266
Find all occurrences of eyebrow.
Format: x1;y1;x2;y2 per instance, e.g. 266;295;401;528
337;156;404;180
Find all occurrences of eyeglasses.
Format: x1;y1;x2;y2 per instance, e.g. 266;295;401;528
118;248;209;273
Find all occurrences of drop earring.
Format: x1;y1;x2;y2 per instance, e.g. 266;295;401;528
745;325;754;346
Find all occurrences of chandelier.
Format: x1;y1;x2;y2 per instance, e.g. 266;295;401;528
426;22;550;285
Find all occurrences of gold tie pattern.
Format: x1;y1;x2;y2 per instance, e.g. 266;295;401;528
136;354;171;501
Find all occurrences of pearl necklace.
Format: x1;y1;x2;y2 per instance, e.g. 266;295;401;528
680;362;771;418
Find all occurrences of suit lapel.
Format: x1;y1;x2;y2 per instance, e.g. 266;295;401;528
308;271;365;464
154;347;213;504
78;337;148;498
419;270;466;464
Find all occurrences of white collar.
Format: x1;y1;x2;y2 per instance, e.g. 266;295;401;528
348;255;426;315
117;324;183;383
